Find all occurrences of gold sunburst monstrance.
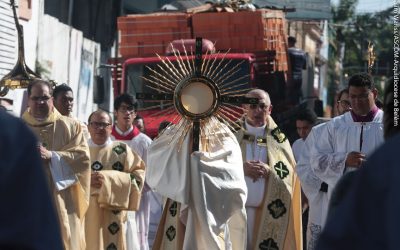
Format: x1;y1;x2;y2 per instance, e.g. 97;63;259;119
137;38;258;151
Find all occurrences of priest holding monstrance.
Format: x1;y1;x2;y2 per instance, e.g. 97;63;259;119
147;118;248;249
146;79;249;249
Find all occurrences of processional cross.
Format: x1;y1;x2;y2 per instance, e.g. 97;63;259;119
0;0;41;96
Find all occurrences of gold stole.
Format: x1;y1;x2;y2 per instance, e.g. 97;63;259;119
152;199;185;250
236;116;302;250
153;199;226;250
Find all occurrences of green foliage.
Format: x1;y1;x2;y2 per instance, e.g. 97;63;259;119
332;0;358;23
328;0;393;106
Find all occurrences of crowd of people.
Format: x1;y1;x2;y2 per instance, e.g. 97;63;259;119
0;71;396;250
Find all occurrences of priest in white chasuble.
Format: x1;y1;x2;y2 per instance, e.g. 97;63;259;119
85;110;146;250
235;89;303;250
147;118;248;250
309;73;384;205
22;80;91;250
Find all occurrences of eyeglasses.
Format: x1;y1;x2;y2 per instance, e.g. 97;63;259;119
249;103;269;110
30;96;51;102
118;105;135;113
89;121;112;129
337;100;351;107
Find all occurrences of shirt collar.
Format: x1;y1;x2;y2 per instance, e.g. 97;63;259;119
114;125;133;136
350;105;379;122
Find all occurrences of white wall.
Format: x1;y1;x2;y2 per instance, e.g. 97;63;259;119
36;14;100;122
0;0;17;78
1;0;101;120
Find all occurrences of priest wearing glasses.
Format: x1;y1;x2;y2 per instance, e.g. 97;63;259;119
22;79;91;250
85;110;145;250
235;89;303;250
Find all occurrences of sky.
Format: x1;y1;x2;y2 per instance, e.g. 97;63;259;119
331;0;393;13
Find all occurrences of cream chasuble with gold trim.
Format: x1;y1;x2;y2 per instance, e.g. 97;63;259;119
22;108;91;250
236;116;303;250
85;140;145;250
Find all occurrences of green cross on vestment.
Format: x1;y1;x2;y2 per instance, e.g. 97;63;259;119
113;145;125;155
108;222;120;235
259;238;279;250
274;161;289;179
267;199;287;219
166;225;176;241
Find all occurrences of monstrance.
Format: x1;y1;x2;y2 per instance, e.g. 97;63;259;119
137;38;258;151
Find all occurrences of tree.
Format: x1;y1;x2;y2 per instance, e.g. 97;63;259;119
327;0;358;109
328;1;393;108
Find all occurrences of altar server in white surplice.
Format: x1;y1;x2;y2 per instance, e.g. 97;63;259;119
297;122;330;250
309;73;384;227
292;109;318;250
316;79;400;250
292;109;318;161
296;89;353;250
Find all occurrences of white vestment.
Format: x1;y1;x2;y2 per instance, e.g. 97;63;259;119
310;110;384;199
296;123;329;250
147;123;248;250
307;110;384;248
317;134;400;250
291;138;305;162
243;122;267;250
305;111;384;249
